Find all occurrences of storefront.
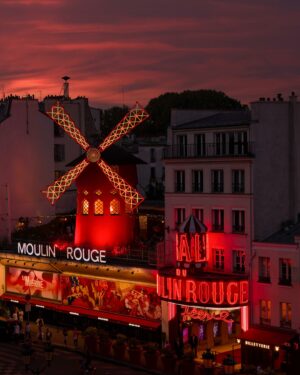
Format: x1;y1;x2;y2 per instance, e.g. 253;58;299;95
0;242;161;339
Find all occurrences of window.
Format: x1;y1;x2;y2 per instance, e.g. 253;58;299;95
150;167;156;180
258;257;270;283
82;199;89;215
195;134;206;156
233;250;245;273
213;249;224;270
150;148;156;162
54;123;64;137
94;199;104;215
192;208;204;222
54;170;65;180
232;210;245;233
211;170;224;193
175;208;186;226
110;199;120;215
176;134;187;157
215;131;248;156
280;302;292;328
175;170;185;192
260;300;271;325
232;170;245;193
279;258;292;285
54;144;65;162
192;170;203;193
212;209;224;231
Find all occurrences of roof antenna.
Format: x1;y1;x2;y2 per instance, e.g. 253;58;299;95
62;76;70;99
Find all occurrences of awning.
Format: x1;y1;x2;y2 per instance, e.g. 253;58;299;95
0;293;161;330
240;327;297;347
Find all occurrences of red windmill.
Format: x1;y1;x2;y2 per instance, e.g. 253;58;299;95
43;102;149;249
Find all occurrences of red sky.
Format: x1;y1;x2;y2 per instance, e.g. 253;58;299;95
0;0;299;108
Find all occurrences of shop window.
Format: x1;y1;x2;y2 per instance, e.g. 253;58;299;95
94;199;103;215
175;208;186;226
192;170;203;193
232;210;245;233
279;258;292;285
212;209;224;231
258;257;270;283
280;302;292;328
192;208;204;222
211;169;224;193
233;250;245;273
213;248;224;270
260;299;271;325
82;199;89;215
110;199;120;215
175;170;185;192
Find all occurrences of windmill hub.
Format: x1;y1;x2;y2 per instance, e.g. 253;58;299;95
87;148;101;162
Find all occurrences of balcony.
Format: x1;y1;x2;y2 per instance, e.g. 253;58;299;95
164;142;254;159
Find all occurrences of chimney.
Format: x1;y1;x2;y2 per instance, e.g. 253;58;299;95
289;91;297;103
62;76;70;98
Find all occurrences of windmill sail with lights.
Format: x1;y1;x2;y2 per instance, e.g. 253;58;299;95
43;102;149;249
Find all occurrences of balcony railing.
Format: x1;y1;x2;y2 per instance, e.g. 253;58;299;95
164;142;254;159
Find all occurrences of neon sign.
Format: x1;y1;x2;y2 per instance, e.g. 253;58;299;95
176;233;206;263
181;306;234;323
245;341;270;350
157;275;248;307
17;242;106;264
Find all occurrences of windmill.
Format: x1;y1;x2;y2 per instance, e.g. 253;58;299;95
43;101;149;248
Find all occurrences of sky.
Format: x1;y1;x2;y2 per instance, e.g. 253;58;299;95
0;0;299;108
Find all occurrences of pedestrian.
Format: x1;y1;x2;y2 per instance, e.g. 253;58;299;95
63;327;68;346
36;317;44;341
189;334;198;357
73;327;79;348
25;321;31;339
45;328;52;344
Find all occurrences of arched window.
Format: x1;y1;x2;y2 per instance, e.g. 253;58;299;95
82;199;89;215
94;199;104;215
110;199;120;215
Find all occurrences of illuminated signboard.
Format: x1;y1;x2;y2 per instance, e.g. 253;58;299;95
245;341;270;350
181;306;234;323
16;242;106;264
157;275;248;307
176;233;206;263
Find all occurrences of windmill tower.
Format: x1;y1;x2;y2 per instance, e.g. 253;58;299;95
42;102;149;249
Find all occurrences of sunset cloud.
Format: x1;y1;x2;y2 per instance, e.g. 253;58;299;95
0;0;299;107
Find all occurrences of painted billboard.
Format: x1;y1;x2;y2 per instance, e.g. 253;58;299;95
61;275;161;320
6;267;60;301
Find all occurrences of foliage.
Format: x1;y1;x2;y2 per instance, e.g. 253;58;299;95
128;337;140;349
101;89;243;138
83;326;97;337
113;334;127;347
97;329;110;342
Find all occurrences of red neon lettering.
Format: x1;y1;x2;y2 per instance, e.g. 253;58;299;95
239;280;248;304
167;277;172;299
227;282;239;305
212;282;225;305
181;306;234;323
186;280;197;303
178;234;191;262
173;279;182;301
198;281;210;304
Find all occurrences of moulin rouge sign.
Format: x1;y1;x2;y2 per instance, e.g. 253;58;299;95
17;242;106;264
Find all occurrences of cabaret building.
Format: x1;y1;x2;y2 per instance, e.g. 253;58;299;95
0;101;162;337
159;108;253;349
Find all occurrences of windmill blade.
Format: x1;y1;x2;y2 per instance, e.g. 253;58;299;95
99;102;149;152
42;159;89;205
47;102;90;151
97;159;144;210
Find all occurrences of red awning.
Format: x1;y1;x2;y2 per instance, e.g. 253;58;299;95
1;293;160;330
240;327;297;347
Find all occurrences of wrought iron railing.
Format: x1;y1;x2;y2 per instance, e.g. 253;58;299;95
163;142;254;159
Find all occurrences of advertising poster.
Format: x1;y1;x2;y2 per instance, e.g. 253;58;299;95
61;275;161;320
6;267;60;301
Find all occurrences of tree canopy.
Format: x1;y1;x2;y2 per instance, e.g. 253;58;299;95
101;89;243;138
